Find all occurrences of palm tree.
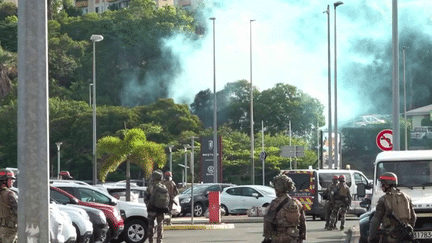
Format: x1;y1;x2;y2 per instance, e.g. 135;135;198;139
97;128;166;200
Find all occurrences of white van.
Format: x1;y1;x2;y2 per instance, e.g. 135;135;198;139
282;168;372;220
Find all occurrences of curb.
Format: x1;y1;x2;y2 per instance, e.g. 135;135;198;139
165;223;235;230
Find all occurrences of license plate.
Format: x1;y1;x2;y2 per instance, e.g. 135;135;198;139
414;231;432;239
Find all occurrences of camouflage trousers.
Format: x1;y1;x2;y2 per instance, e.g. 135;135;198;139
271;233;299;243
148;211;164;243
0;226;17;243
329;201;348;228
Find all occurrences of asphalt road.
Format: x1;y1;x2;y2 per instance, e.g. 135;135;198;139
147;215;360;243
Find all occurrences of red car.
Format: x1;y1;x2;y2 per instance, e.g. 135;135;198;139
50;186;124;242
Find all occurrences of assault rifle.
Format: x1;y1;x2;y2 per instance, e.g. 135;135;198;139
387;211;419;243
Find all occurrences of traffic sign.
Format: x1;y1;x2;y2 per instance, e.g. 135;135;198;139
280;146;305;158
376;129;393;151
260;151;267;161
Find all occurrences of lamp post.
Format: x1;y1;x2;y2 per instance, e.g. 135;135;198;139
324;5;333;168
334;1;343;169
168;145;174;172
190;136;198;225
250;19;256;185
56;142;62;179
403;47;407;150
90;34;103;185
89;83;93;106
210;17;218;183
183;144;191;188
391;0;400;151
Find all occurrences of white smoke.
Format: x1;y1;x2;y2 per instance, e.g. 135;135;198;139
164;0;432;124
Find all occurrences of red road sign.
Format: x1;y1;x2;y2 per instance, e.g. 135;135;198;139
376;129;393;151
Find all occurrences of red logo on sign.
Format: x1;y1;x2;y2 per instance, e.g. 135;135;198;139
376;129;393;151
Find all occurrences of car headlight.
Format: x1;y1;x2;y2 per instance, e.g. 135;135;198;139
113;208;122;220
181;198;191;204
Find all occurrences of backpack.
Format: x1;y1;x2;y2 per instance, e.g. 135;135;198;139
149;182;169;213
384;189;411;222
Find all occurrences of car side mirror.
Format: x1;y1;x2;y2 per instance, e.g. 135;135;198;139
252;193;259;198
357;183;366;198
71;198;79;204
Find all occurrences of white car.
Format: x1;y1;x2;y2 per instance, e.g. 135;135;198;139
220;185;276;215
50;203;77;243
170;195;181;217
51;180;149;243
55;203;93;243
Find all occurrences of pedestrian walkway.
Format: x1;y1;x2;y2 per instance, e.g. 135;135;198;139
165;215;261;230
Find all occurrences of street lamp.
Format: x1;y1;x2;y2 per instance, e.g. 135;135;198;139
324;5;333;168
90;34;103;185
250;19;256;185
168;145;174;172
333;1;343;169
56;142;62;179
183;144;191;188
210;17;218;183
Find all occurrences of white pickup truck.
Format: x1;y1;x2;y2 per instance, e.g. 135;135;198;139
358;150;432;243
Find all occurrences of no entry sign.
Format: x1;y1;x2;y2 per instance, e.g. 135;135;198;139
376;129;393;151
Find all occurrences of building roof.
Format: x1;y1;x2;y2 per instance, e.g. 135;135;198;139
406;104;432;116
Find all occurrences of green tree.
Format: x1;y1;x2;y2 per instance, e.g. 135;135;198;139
0;45;16;103
255;83;324;136
97;128;166;182
0;1;17;21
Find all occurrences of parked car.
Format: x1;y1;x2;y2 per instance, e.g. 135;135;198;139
11;186;77;243
220;185;276;215
51;180;149;243
50;186;124;243
411;126;432;141
55;203;94;243
354;115;386;127
171;195;181;217
50;203;77;243
53;198;110;243
177;183;236;217
96;183;145;203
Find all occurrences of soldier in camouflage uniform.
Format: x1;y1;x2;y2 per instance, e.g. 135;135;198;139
163;171;178;225
145;170;166;243
324;175;339;230
368;172;416;243
0;169;18;243
328;175;352;231
262;174;306;243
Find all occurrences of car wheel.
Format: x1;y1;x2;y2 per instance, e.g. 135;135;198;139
194;203;204;217
102;228;112;243
123;219;148;243
221;205;229;216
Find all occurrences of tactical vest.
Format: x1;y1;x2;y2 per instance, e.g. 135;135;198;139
338;183;350;197
275;198;302;228
0;188;16;223
383;188;411;225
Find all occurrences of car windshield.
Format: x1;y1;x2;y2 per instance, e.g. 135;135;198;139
377;160;432;187
319;173;352;188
